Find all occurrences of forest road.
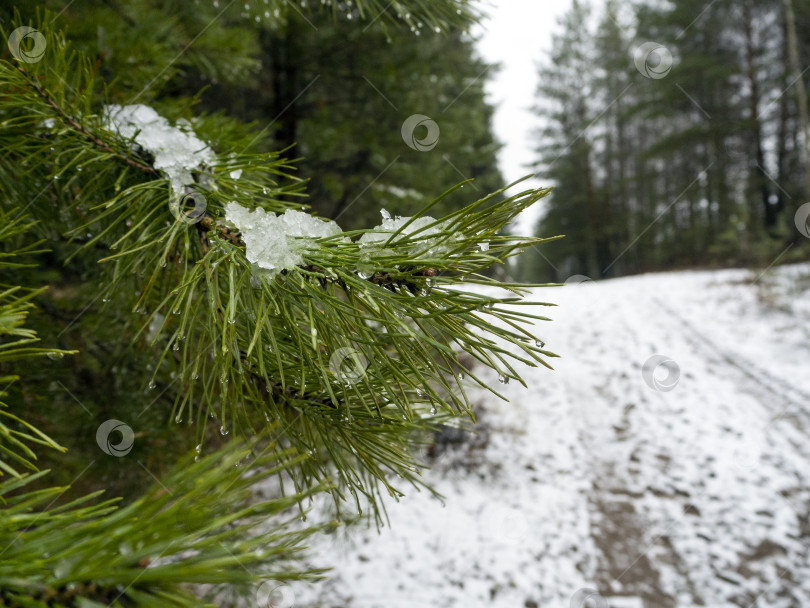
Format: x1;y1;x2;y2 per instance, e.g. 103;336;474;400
293;265;810;608
548;270;810;607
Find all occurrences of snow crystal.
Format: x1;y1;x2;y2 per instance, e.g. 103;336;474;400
104;104;216;194
224;201;342;276
359;209;459;258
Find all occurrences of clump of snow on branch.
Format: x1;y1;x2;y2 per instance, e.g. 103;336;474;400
225;202;342;276
104;104;216;194
359;209;459;257
225;205;463;278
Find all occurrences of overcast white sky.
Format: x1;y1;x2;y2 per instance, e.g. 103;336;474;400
472;0;572;234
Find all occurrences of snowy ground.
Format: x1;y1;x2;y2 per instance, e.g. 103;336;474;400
291;262;810;608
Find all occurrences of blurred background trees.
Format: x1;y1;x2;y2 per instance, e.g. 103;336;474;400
0;0;502;230
521;0;810;282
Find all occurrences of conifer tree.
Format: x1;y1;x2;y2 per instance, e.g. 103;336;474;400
0;3;555;605
524;0;809;283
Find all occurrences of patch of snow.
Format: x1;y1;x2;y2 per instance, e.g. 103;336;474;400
104;104;216;194
224;202;342;276
359;210;459;258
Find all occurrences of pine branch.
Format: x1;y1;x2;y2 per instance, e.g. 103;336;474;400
198;214;438;291
0;13;560;520
14;65;159;176
0;444;330;608
0;5;563;607
0;208;327;607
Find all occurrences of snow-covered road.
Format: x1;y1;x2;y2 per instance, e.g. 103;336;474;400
294;263;810;608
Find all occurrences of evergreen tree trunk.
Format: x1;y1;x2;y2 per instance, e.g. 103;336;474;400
742;0;774;236
785;0;810;225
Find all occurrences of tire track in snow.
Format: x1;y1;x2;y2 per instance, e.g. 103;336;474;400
554;283;690;607
652;296;810;426
647;294;810;606
563;277;810;607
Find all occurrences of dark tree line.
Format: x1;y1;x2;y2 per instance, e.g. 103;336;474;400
1;0;502;231
521;0;810;282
